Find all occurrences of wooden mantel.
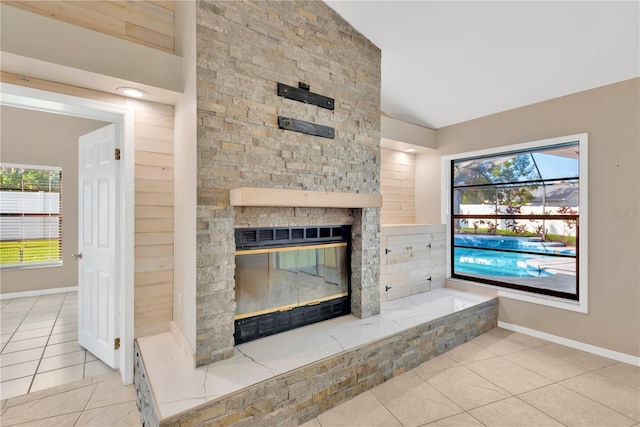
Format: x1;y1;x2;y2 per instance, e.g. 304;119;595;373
229;187;383;208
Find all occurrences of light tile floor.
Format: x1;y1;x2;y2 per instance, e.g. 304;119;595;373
3;291;639;427
1;292;114;400
1;370;140;426
301;327;640;427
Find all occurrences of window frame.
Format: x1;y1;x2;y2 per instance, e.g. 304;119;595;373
0;163;63;270
441;133;588;313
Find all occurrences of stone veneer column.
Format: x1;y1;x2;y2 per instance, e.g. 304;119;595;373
195;206;236;365
351;208;381;318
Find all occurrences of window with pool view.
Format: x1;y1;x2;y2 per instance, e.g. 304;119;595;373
451;141;580;300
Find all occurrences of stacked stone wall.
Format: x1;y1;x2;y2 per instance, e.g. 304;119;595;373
196;0;381;365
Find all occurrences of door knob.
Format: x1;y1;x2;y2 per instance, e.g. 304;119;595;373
72;253;83;260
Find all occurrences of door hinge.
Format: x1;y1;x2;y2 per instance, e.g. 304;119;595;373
114;148;121;160
114;337;120;350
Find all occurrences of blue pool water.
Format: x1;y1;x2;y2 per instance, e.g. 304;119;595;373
454;235;575;278
454;248;553;277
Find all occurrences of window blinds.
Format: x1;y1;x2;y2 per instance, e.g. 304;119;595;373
0;164;63;269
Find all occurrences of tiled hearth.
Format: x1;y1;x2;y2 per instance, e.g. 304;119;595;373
135;288;498;426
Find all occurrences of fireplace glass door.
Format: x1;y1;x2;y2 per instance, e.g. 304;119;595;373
235;243;348;319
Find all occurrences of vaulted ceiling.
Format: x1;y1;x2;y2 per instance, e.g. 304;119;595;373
325;1;640;129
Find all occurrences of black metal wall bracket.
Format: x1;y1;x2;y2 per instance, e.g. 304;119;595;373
278;116;335;139
278;82;334;110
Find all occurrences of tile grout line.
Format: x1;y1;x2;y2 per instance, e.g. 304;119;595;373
74;377;101;427
370;347;502;426
1;296;45;397
554;379;640;423
1;293;92;403
83;344;89;380
57;292;90;381
459;410;487;426
366;388;405;427
398;370;471;426
511;394;567;427
439;349;560;426
483;349;637;425
431;350;558;424
26;294;67;395
539;341;635;421
0;297;39;354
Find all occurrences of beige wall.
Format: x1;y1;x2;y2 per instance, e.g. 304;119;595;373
416;78;640;357
0;106;107;293
1;72;176;338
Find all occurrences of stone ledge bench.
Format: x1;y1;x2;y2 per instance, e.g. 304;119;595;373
135;288;498;426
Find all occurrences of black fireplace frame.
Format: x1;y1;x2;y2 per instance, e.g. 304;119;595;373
234;225;352;344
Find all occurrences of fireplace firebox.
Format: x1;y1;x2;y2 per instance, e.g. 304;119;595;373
234;226;351;344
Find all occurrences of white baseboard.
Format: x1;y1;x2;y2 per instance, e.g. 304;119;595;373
1;286;78;300
170;321;196;369
498;321;640;367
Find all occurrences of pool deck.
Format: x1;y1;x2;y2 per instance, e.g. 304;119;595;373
527;257;576;276
461;269;576;294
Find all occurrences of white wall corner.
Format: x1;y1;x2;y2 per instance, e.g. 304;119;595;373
171;321;196;369
173;0;198;352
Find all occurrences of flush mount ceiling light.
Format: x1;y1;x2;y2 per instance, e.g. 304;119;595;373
403;148;416;153
116;87;147;98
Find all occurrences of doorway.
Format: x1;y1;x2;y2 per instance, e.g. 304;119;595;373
0;83;135;387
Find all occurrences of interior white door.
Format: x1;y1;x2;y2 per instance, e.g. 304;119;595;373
77;124;119;368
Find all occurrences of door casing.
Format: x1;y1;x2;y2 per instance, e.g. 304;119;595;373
0;82;135;384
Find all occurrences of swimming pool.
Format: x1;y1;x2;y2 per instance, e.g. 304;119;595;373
454;247;554;277
454;235;575;278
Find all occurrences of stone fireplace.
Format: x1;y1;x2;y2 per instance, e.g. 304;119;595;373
195;0;381;367
227;192;382;349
